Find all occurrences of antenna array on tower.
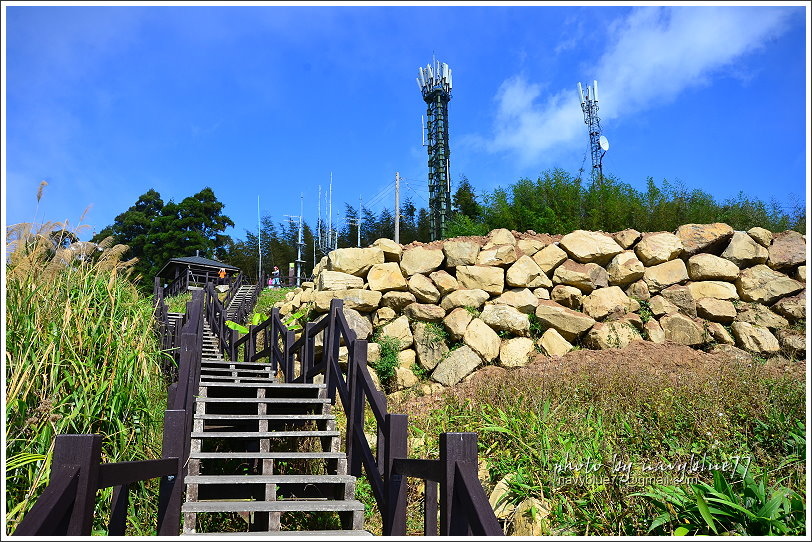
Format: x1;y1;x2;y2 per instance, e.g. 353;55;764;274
417;58;453;241
577;80;609;184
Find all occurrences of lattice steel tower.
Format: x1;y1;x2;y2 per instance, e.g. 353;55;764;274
577;80;609;183
417;59;453;241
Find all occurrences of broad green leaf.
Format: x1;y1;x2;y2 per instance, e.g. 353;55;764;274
694;492;718;534
674;526;690;536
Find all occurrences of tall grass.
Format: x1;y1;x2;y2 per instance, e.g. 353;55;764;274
394;356;806;535
5;222;168;534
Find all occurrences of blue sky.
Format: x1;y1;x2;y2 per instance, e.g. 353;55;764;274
3;2;809;246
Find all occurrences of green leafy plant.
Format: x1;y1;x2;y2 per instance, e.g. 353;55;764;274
464;305;481;317
635;467;805;535
411;363;430;381
224;308;307;335
370;334;401;393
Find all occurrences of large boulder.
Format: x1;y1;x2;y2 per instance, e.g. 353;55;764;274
317;270;365;291
695;298;737;323
517;238;546;257
747;227;773;247
635;232;683;265
735;304;788;330
481;304;530;336
736;265;803;303
776;329;805;358
581;286;632;320
534;300;597;341
613;228;641;249
403;303;446;323
367;262;408;292
532;244;568;274
380;290;417;311
558;230;623;265
492;288;539;314
643;319;666;343
675;223;734;255
706;322;735;345
506;255;551;288
660;284;697;317
412;322;450;371
334;289;383;313
687;253;740;281
342;308;373;340
456;266;505;296
400;246;445;276
477;244;519;267
431;345;482;386
442;240;481;268
796;265;806;282
721;231;769;267
499;337;535;368
429;270;458;296
372;238;403;262
626;279;651;301
394;366;419;391
767;230;806;270
443;308;473;341
659;313;705;345
327;247;385;276
373;306;397;327
649;295;679;317
730;322;780;354
771;291;806;321
585;320;641;349
408;274;441;304
643;259;689;293
537;328;573;356
485;228;517;247
687;280;739;300
463;319;501;362
607;251;645;285
380;316;413;350
439;289;490;311
552;260;608;293
551;284;583;310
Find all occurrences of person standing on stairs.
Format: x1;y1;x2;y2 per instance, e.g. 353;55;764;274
272;266;281;288
217;267;226;285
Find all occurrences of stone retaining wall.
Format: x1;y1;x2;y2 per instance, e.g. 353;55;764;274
276;225;806;393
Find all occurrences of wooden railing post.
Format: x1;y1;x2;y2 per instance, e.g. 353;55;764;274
439;433;478;536
383;413;408;536
51;434;102;536
347;339;367;478
157;410;186;535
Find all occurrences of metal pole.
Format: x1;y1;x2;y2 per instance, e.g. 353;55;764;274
257;196;262;284
395;172;400;243
358;195;362;247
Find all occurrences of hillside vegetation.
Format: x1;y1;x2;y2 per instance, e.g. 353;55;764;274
5;223;167;534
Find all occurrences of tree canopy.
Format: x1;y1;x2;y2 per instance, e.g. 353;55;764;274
92;187;234;282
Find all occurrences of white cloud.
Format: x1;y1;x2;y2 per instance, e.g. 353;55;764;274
484;6;795;164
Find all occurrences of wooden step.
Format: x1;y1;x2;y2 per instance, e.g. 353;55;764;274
189;530;372;536
182;500;364;513
190;431;339;438
195;414;333;421
190;452;344;460
199;375;276;383
201;361;275;370
201;367;278;375
195;397;329;404
185;475;354;485
200;382;320;389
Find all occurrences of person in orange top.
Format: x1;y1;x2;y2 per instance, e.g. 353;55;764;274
218;267;226;285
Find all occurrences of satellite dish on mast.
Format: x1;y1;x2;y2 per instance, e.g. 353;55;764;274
599;135;610;151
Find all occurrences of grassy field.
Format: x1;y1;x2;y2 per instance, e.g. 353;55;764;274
380;344;806;536
5;224;168;535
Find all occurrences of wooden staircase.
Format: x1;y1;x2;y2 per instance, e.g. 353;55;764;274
180;322;369;536
226;285;259;323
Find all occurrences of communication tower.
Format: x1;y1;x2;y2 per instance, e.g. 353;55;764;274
417;58;453;241
577;80;609;184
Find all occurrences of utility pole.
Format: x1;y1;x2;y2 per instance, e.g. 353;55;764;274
257;195;262;284
394;171;400;243
357;195;362;247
